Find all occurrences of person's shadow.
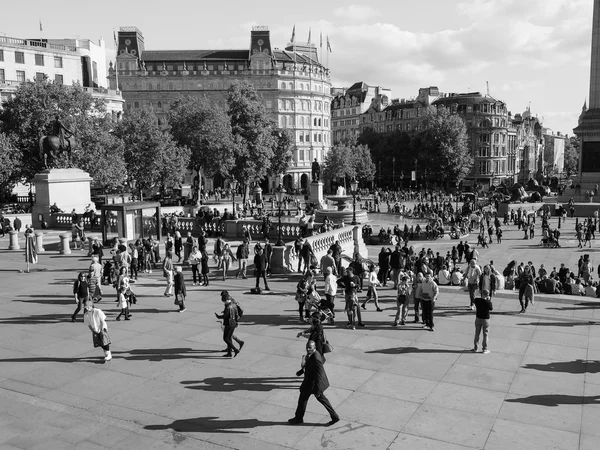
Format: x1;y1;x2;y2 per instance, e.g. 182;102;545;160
181;376;299;392
145;416;315;434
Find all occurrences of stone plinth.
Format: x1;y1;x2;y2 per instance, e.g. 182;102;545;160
31;169;92;229
309;181;325;209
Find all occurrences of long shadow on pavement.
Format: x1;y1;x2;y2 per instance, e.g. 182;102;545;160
546;302;600;311
181;376;299;392
145;416;313;434
506;394;600;407
521;359;600;374
517;322;594;327
366;346;467;355
0;348;224;364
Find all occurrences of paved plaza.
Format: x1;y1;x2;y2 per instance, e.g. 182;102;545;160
1;216;600;449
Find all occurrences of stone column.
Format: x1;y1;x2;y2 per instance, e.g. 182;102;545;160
60;233;72;255
35;231;45;253
8;231;20;250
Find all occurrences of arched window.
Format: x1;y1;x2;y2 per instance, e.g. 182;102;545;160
288;115;294;127
288;82;293;90
318;118;322;127
156;83;161;90
168;82;174;90
157;101;162;109
147;83;153;90
208;83;214;89
281;116;287;127
281;82;286;90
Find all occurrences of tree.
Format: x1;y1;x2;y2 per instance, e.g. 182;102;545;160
227;82;277;198
114;109;190;200
0;78;105;181
73;117;127;192
168;96;234;203
563;136;580;178
268;128;294;179
323;144;355;188
412;106;472;185
0;133;22;200
322;143;374;188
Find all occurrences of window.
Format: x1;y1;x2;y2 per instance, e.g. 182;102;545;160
54;74;63;85
479;134;490;143
494;133;499;143
299;133;304;142
299;149;305;161
157;101;162;109
156;83;161;90
493;146;499;157
0;69;4;82
35;54;44;66
54;56;63;68
148;83;153;90
478;147;489;157
0;50;3;62
35;72;45;81
15;51;24;64
134;101;140;109
92;61;98;86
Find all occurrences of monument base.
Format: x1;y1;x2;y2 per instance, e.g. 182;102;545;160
309;181;325;209
31;169;92;229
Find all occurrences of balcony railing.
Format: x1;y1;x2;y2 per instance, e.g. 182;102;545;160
0;36;77;52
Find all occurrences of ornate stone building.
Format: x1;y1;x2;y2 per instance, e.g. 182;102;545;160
331;82;391;143
110;26;332;193
0;34;123;115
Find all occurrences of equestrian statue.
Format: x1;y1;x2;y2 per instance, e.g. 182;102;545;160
39;115;74;169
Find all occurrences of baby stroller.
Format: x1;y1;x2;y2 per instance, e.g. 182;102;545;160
305;290;335;325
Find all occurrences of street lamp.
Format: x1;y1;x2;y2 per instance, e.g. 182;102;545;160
350;178;359;225
230;179;238;219
275;184;286;246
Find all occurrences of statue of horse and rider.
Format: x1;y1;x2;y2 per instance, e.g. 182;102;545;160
39;115;74;169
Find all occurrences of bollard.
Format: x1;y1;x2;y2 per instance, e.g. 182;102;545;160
8;230;20;251
558;216;561;229
35;231;45;253
60;233;72;255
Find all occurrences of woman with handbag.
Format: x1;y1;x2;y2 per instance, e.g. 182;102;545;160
174;266;187;312
83;300;112;362
296;312;327;360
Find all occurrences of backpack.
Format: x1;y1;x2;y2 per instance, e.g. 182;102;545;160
234;300;243;318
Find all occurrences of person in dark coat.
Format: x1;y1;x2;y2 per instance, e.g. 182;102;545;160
214;294;240;357
254;245;270;290
288;340;339;426
173;266;186;312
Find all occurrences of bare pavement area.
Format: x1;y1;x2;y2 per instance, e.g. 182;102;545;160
1;217;600;450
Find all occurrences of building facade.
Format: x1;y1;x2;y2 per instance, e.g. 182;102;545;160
110;26;332;193
331;82;391;143
0;34;123;115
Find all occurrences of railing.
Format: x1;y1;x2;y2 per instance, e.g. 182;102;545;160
84;87;122;97
0;36;77;52
16;195;35;204
0;79;21;87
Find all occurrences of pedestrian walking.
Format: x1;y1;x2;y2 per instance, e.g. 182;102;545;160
394;274;410;326
174;266;186;312
361;265;382;311
115;267;131;321
88;256;103;302
337;267;364;329
163;251;174;296
220;291;245;351
214;292;241;357
473;289;493;353
221;243;236;281
296;312;326;358
254;245;270;291
466;259;482;309
418;272;439;331
188;245;201;285
323;267;337;319
83;300;112;362
200;248;210;286
235;239;249;279
288;340;339;426
72;272;90;322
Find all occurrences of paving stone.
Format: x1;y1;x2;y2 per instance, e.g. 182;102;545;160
484;418;579;450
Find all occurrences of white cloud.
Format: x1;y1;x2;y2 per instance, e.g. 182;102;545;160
333;5;380;21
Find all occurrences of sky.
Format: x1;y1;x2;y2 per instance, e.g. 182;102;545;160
1;0;593;135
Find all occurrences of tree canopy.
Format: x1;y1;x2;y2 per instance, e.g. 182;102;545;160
0;133;22;199
114;109;190;200
563;136;580;178
323;143;375;188
227;82;277;185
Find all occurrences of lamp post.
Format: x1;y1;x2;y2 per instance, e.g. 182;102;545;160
350;178;359;225
275;184;286;246
230;179;238;219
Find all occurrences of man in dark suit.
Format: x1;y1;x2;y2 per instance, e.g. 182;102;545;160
288;341;340;426
253;245;270;291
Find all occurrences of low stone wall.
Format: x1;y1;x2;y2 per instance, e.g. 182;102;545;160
271;225;368;274
1;213;33;228
496;202;544;216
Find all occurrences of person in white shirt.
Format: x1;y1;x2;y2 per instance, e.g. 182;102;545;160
466;259;482;310
322;267;337;318
362;265;382;311
83;300;112;362
451;268;464;286
437;265;451;285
